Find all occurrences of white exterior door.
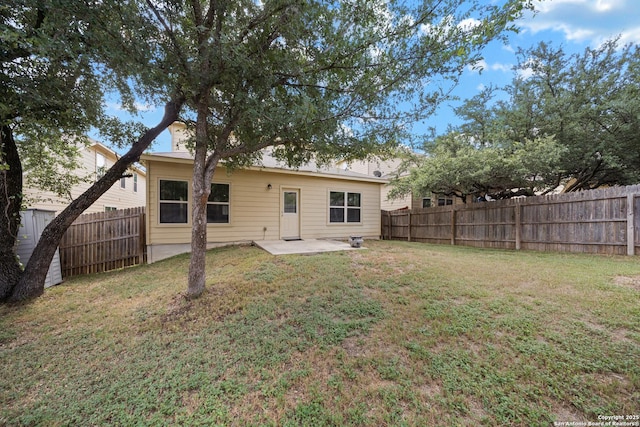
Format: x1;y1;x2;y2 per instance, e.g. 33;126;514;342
281;189;300;240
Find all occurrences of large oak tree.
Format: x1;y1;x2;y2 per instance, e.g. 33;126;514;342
2;0;530;302
392;38;640;202
1;1;183;302
141;0;531;298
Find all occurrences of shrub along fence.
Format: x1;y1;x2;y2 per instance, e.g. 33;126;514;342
382;185;640;256
59;207;146;277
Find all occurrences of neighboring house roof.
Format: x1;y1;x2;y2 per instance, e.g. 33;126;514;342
141;151;388;184
92;140;146;176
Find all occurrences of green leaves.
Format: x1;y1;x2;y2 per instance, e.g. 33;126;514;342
509;39;640;191
152;0;532;163
1;0;168;194
391;132;565;201
397;38;640;201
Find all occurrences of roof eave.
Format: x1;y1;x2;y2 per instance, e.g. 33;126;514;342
140;153;389;184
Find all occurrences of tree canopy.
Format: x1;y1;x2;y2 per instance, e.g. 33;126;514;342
1;0;531;301
0;0;183;301
138;0;531;297
392;38;640;202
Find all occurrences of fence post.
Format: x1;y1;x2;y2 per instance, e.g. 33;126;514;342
139;210;147;263
450;206;456;246
628;193;635;256
381;211;386;240
407;211;412;242
515;203;522;251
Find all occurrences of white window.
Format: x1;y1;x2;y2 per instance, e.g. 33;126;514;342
422;198;432;208
133;173;138;193
438;197;453;206
329;191;361;223
96;153;106;179
207;183;230;223
283;191;297;213
105;206;117;212
159;180;188;223
120;176;126;189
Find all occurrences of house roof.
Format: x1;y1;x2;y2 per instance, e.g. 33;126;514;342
90;140;147;176
141;151;389;184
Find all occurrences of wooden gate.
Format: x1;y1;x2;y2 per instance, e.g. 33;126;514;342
59;207;146;277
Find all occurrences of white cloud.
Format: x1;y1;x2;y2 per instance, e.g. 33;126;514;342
517;67;535;80
491;62;512;72
468;59;487;72
467;59;512;74
594;0;622;12
520;0;640;46
618;26;640;45
420;16;482;40
457;18;482;32
107;102;156;113
531;0;624;14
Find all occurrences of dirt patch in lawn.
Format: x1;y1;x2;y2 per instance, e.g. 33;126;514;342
613;275;640;291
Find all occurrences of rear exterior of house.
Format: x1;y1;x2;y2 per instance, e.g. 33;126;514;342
25;141;146;214
143;152;385;263
337;157;412;211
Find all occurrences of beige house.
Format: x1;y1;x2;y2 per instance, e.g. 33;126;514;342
336;157;411;211
142;126;386;263
25;141;146;214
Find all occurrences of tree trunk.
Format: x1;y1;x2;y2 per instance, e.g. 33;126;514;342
0;125;23;300
186;102;219;299
5;97;183;302
187;171;210;298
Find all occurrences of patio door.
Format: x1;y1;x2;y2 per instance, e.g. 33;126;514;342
281;189;300;240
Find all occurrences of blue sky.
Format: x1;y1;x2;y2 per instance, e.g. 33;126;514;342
101;0;640;153
415;0;640;137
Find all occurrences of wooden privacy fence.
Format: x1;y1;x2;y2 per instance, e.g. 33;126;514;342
59;207;146;277
382;185;640;256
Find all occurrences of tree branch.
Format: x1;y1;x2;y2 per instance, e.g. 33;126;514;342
8;96;184;302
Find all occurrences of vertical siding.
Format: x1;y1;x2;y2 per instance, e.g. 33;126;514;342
146;160;382;245
16;210;63;287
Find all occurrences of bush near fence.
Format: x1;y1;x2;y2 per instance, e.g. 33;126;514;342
382;184;640;256
59;207;146;277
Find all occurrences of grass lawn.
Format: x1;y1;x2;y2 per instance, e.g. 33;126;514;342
1;240;639;426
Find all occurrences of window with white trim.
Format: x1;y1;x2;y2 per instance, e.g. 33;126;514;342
329;191;361;223
159;180;188;223
120;176;126;189
438;197;453;206
133;173;138;192
422;197;432;208
283;191;297;214
207;183;230;223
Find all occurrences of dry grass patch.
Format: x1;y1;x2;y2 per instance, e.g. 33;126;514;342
1;241;639;426
614;275;640;291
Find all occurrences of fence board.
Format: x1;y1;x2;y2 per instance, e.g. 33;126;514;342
382;185;640;256
59;207;146;277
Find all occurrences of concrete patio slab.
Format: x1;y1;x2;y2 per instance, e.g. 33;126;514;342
253;239;364;255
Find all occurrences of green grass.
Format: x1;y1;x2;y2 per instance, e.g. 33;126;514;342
1;241;639;426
